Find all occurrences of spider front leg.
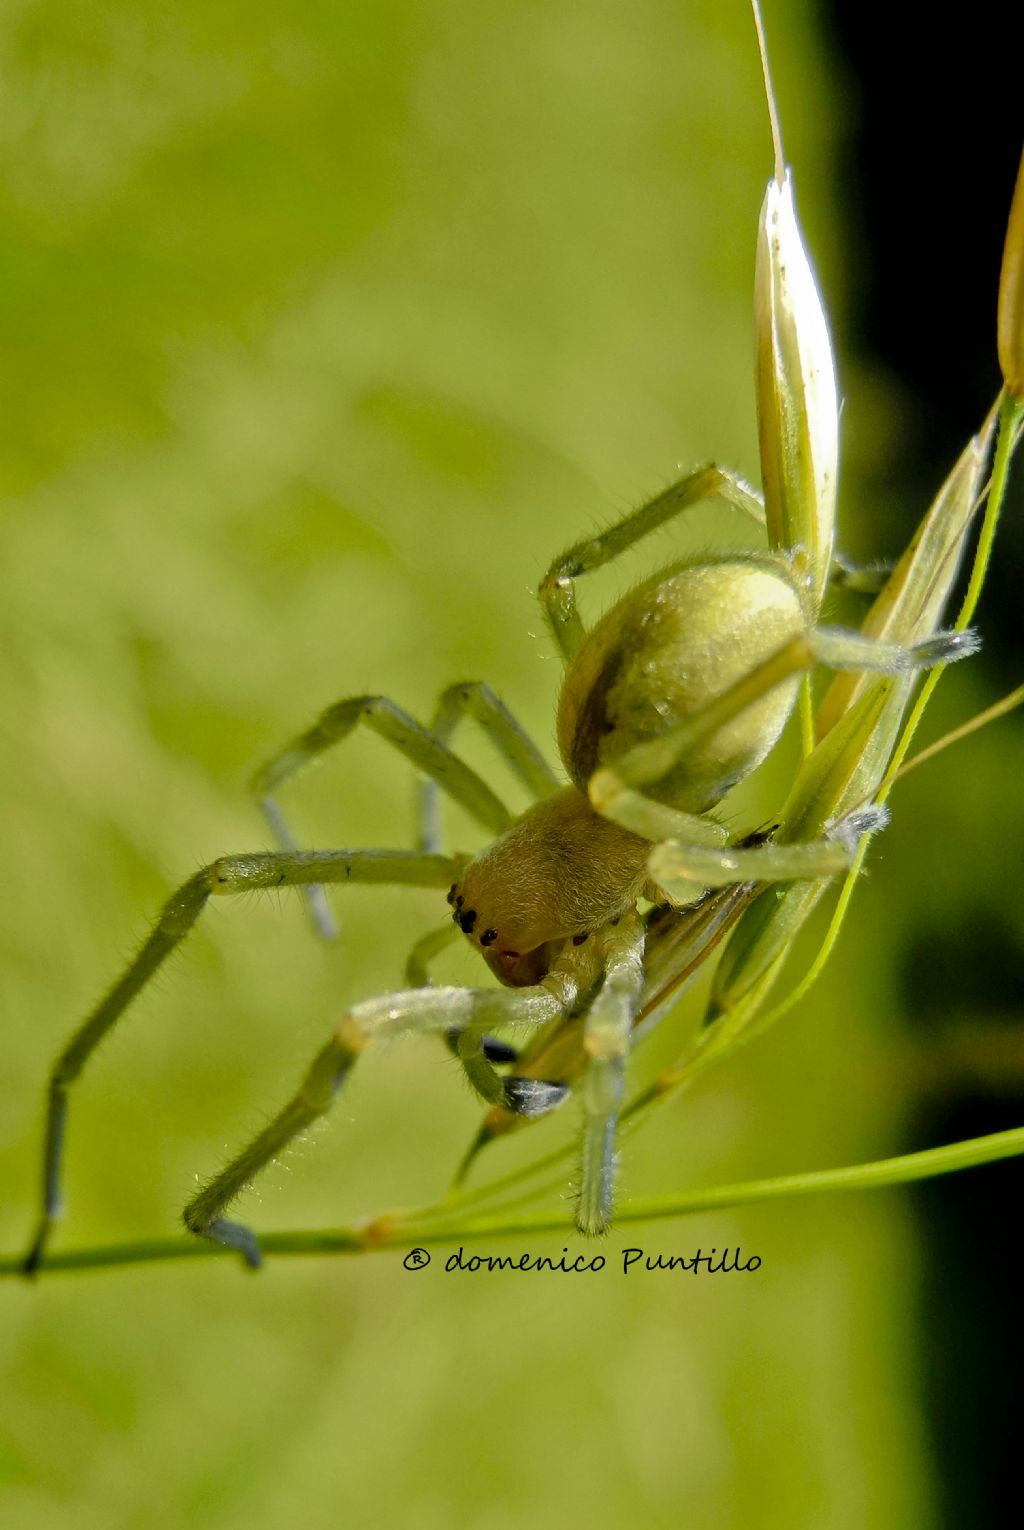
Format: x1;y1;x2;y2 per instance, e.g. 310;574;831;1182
404;920;461;987
22;846;464;1276
577;914;647;1236
183;938;604;1267
538;464;891;667
539;464;766;663
418;681;560;854
251;693;517;939
588;620;979;895
646;806;891;893
594;770;887;892
403;922;525;1067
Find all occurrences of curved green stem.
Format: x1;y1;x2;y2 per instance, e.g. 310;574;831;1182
4;1122;1022;1276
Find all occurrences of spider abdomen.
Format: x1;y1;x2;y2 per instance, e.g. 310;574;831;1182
558;555;808;812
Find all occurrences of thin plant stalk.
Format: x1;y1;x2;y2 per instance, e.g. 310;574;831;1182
3;1120;1024;1276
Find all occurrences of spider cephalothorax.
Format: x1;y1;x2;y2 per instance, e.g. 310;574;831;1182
448;787;651;986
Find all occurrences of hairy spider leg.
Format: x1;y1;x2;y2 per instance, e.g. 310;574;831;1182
251;694;516;940
418;680;561;854
404;920;461;987
22;846;464;1277
589;622;979;897
402;921;522;1065
829;552;896;594
539;463;767;664
537;461;903;690
577;913;647;1234
460;874;768;1173
182;935;606;1266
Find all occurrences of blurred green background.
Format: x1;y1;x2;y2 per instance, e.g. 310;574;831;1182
2;1;1020;1526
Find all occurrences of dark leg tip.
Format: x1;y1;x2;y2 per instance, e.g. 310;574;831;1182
481;1036;519;1065
21;1225;50;1279
21;1249;43;1280
503;1077;570;1118
212;1218;264;1271
186;1214;264;1271
445;1028;519;1065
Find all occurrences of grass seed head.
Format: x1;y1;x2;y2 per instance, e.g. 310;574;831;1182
998;147;1024;399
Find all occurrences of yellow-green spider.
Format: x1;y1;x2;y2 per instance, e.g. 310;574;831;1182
24;4;1013;1272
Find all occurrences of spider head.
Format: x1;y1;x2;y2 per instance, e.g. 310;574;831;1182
446;874;556;986
446;786;651;987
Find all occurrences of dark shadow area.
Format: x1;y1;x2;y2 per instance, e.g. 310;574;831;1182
828;0;1024;683
898;920;1024;1528
826;3;1024;1522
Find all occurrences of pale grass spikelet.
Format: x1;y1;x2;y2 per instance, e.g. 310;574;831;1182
813;424;993;742
706;416;995;1027
755;169;840;606
997;147;1024;398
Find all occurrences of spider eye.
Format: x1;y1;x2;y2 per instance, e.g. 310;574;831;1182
480;928;498;947
446;884;457;905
